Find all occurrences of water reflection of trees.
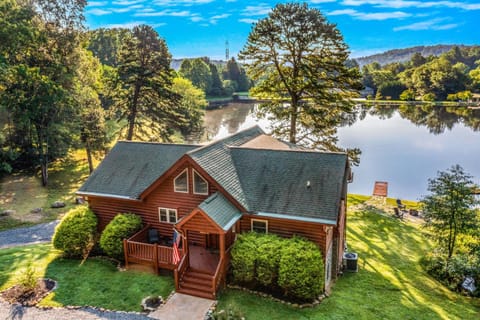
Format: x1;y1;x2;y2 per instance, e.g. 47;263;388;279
202;103;255;141
353;103;480;134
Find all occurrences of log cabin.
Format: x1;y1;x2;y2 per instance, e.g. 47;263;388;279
77;125;351;299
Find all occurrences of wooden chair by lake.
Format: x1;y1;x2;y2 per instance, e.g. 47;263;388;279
372;181;388;204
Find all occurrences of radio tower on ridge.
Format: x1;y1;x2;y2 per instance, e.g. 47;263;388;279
225;40;230;61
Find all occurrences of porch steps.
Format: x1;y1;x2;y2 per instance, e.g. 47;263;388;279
178;268;215;299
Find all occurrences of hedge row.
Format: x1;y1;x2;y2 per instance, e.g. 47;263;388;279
52;208;143;261
231;232;324;301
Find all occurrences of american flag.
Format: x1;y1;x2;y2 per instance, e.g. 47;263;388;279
172;230;181;265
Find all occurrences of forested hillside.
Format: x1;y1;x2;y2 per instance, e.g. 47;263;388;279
355;44;480;67
360;46;480;101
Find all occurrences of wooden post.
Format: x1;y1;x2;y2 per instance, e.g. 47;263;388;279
154;244;159;275
219;233;225;261
123;239;129;269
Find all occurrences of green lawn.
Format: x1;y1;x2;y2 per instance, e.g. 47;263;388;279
217;197;480;319
0;244;174;311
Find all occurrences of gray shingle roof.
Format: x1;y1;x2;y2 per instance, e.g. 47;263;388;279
78;126;348;224
230;147;348;223
198;192;242;231
188;126;265;209
78;141;198;199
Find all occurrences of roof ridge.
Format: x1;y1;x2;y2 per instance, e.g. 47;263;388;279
230;145;348;156
117;140;201;147
188;125;264;154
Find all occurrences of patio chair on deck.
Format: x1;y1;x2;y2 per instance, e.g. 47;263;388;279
147;228;160;244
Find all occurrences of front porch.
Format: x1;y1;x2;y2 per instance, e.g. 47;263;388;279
122;225;232;299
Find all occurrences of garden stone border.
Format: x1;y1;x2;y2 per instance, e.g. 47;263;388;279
226;284;327;308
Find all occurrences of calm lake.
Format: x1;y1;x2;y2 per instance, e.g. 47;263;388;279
202;102;480;201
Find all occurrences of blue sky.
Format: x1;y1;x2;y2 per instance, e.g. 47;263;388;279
85;0;479;59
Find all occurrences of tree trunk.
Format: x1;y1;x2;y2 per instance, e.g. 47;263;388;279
41;161;48;186
86;146;94;174
36;125;49;186
126;84;141;141
289;98;298;144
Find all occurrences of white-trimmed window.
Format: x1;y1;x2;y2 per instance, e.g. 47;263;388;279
174;169;188;193
193;170;208;195
251;219;268;234
159;208;177;223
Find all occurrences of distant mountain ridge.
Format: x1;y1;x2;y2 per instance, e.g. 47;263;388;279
354;44;480;67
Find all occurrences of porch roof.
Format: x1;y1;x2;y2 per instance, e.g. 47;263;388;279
198;192;242;231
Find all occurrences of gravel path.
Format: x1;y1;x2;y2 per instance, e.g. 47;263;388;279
0;221;59;249
0;300;156;320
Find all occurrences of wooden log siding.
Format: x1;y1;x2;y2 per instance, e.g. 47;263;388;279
87;164;219;234
240;215;330;260
335;201;347;274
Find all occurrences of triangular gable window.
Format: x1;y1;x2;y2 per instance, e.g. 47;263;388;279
174;169;188;193
193;170;208;195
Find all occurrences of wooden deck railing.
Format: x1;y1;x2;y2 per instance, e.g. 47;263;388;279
174;253;189;291
123;225;184;273
212;246;232;296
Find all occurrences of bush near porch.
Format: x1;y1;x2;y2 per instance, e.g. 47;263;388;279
231;232;324;301
52;206;97;258
100;213;143;260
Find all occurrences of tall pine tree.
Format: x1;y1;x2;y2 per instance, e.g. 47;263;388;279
115;25;180;141
239;3;361;163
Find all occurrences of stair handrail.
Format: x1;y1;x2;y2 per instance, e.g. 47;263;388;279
174;252;189;291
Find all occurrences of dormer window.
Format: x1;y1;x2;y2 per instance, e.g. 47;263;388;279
174;169;188;193
193;170;208;195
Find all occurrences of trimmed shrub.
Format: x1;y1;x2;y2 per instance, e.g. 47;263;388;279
278;236;324;300
52;206;97;258
100;213;142;260
231;232;259;284
255;234;282;287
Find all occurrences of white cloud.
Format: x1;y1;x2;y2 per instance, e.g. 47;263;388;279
340;0;480;10
153;0;215;5
239;18;257;24
104;21;146;29
241;4;272;16
394;18;458;31
310;0;337;3
134;10;191;17
87;8;112;15
111;5;144;13
190;14;203;22
112;0;145;5
87;1;108;7
329;8;411;20
210;13;231;24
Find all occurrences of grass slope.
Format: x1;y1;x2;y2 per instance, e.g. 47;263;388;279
217;197;480;319
0;151;91;230
0;244;174;311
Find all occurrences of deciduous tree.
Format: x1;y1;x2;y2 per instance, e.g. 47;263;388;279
421;165;479;260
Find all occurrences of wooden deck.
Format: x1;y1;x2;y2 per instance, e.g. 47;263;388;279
123;226;183;273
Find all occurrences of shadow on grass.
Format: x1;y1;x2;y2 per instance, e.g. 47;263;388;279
217;208;480;320
0;244;53;289
41;256;175;311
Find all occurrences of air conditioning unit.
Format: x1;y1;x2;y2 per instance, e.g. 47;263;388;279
343;252;358;272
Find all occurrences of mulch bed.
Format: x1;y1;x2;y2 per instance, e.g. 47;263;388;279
0;279;56;306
